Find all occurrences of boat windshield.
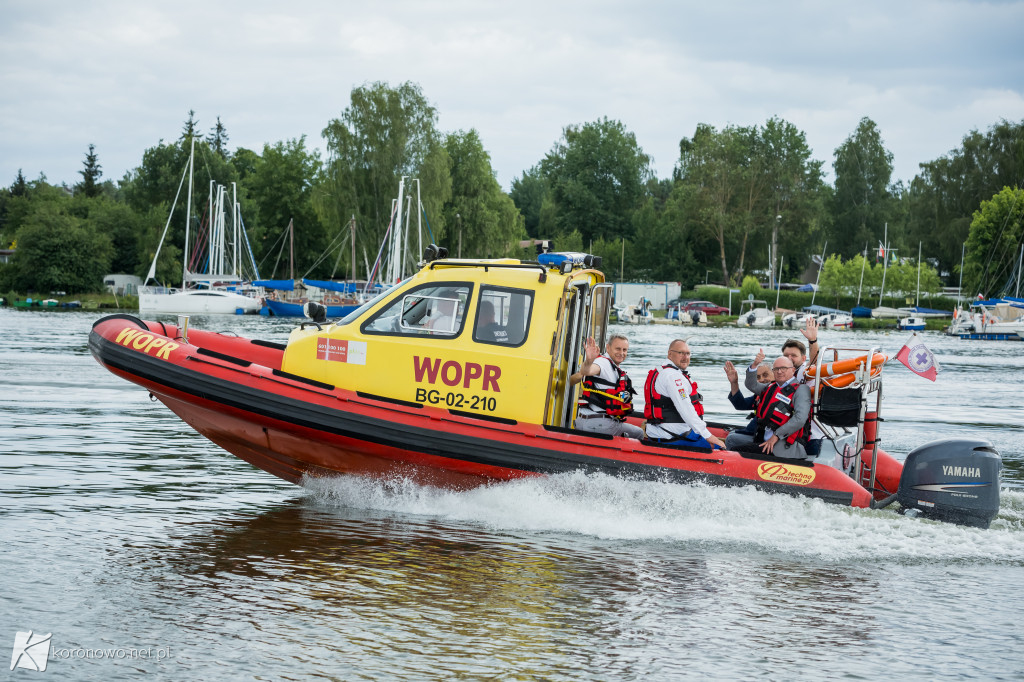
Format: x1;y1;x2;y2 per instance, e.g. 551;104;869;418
334;285;398;326
361;283;473;337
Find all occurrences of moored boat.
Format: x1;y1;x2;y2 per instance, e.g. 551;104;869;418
138;138;263;315
947;297;1024;339
614;298;654;324
736;299;775;328
258;279;382;318
88;247;1002;527
897;315;926;331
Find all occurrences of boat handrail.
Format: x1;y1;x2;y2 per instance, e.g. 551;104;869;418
428;260;550;282
812;344;885;503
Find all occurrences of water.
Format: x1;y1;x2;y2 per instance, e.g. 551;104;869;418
2;308;1023;679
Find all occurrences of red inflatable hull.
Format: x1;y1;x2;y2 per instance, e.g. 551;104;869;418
89;315;888;508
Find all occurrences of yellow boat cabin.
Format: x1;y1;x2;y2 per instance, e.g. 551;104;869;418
281;247;612;428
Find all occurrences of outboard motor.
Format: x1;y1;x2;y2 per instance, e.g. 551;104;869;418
897;438;1002;528
303;301;328;324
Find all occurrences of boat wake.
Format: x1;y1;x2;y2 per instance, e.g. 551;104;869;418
301;472;1024;565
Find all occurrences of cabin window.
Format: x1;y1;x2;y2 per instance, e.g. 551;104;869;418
361;284;472;337
473;287;533;347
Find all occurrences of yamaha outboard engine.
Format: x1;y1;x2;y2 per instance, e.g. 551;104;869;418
897;438;1002;528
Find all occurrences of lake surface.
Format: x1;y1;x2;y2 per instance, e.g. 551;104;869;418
2;308;1023;679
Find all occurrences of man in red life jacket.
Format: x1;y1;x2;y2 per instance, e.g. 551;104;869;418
723;350;812;460
572;335;644;439
643;339;726;450
724;360;772;435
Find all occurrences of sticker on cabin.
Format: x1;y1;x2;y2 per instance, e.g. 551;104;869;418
316;338;367;365
757;461;816;486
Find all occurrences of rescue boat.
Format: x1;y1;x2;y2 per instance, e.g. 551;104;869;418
88;247;1002;527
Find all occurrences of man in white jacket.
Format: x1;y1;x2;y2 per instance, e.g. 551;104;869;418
643;339;726;450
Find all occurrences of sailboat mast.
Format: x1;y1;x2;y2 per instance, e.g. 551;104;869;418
416;178;423;261
350;215;356;286
220;185;228;276
1016;242;1023;297
232;183;239;277
403;195;412;274
916;241;922;307
390;177;406;284
288;218;295;281
182;137;195;288
856;243;867;306
811;241;826;307
878;223;889;308
958;241;965;307
208;180;215;276
774;256;783;310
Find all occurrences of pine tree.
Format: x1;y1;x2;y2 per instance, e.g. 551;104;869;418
76;144;103;197
207;116;230;158
11;169;27;196
180;110;199;145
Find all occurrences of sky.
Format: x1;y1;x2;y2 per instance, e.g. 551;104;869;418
2;0;1022;194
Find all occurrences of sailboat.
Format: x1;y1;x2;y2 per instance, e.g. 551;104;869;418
138;139;263;314
257;218;380;317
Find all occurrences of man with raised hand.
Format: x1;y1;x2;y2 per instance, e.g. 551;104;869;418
724;350;812;460
572;335;644;439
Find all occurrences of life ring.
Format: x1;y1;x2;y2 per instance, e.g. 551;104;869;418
815;364;883;390
805;352;887;379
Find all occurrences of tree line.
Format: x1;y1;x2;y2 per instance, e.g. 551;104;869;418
0;80;1021;299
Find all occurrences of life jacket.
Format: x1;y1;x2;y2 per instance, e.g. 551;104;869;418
643;365;704;424
578;356;634;420
755;381;810;445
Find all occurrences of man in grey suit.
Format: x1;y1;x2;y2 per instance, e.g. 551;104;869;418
724;350;812;460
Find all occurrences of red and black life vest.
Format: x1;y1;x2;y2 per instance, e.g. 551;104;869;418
755;381;811;445
578;357;635;420
643;365;704;424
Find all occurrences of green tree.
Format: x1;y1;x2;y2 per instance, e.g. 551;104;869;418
540;117;651;245
676;123;747;284
76;144;103;198
761;117;826;282
963;186;1024;297
509;165;547;237
443;129;525;258
180;109;200;146
84;197;151;274
122;136;240;282
207;116;230;159
830;117;896;258
817;254;848;307
740;274;762;301
243;137;327;279
7;202;113;293
630;180;701;284
318;81;450;279
905;119;1024;279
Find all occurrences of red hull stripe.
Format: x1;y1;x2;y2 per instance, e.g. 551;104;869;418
89;322;862;507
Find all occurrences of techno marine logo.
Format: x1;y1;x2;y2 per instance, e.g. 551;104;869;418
757;462;816;486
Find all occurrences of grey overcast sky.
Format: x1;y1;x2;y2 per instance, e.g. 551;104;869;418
1;0;1022;193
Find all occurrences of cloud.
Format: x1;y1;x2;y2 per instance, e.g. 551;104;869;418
1;0;1021;192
